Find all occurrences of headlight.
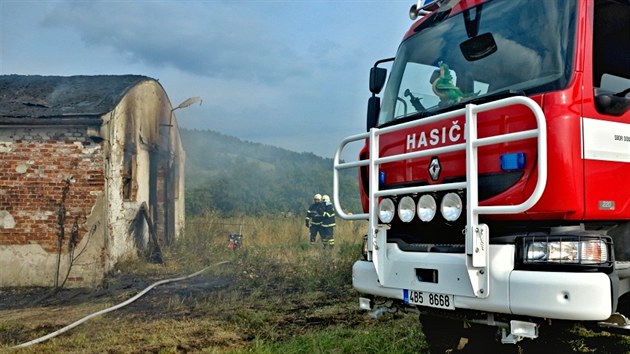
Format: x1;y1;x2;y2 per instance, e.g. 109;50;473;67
520;236;611;267
417;195;437;222
440;193;463;221
378;198;395;223
525;242;547;261
398;196;416;223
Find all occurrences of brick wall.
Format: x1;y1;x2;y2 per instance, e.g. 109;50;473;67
0;127;105;253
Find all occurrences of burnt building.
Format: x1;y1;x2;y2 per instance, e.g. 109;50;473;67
0;75;186;287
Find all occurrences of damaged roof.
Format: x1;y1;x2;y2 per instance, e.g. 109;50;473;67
0;74;153;120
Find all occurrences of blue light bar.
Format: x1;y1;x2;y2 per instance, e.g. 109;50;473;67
379;171;386;186
500;152;526;170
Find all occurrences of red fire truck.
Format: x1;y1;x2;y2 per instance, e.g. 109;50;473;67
333;0;630;351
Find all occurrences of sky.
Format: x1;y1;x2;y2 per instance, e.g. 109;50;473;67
0;0;415;159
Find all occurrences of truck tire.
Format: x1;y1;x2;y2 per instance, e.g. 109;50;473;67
419;314;520;353
609;222;630;261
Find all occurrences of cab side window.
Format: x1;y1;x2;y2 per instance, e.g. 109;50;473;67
592;0;630;116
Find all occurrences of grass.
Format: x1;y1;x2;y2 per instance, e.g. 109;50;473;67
239;314;427;354
1;213;630;353
3;214;422;353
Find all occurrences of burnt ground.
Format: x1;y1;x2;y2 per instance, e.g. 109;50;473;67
0;269;368;352
0;272;233;313
5;269;627;353
0;272;236;349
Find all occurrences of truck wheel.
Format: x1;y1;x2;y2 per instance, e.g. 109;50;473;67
419;314;520;353
609;222;630;261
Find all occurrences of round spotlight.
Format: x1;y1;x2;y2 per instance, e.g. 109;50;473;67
398;196;416;223
417;195;437;222
441;193;463;221
409;4;419;20
378;198;395;223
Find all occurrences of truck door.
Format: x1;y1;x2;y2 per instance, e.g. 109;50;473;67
581;0;630;221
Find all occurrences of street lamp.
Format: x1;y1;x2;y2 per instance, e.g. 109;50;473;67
161;96;201;246
173;96;202;111
165;96;202;126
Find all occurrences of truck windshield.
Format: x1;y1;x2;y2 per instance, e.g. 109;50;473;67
378;0;576;125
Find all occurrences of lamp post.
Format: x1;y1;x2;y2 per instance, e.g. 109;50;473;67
166;96;202;127
161;96;201;246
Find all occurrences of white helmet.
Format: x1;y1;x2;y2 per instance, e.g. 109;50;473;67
322;195;330;203
314;194;322;200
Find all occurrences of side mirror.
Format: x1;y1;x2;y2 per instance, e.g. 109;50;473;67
367;96;380;131
460;32;497;61
595;91;630;116
370;67;387;94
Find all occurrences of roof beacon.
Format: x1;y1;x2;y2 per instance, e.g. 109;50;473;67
409;0;461;20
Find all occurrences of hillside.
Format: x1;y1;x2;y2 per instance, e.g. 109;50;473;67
180;129;361;216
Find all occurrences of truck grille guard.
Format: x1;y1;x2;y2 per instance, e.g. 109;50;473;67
333;96;548;298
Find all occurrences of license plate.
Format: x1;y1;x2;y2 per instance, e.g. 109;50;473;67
403;289;455;310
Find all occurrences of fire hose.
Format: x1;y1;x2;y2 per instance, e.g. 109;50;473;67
12;260;230;349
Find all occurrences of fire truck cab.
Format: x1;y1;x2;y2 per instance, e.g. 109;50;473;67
333;0;630;350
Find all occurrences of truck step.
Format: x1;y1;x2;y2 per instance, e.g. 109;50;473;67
598;313;630;334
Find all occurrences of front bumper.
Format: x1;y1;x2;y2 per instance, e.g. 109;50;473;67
353;244;613;321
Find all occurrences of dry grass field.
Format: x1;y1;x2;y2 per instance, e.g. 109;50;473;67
1;214;629;353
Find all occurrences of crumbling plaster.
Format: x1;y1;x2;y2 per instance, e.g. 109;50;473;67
0;77;185;287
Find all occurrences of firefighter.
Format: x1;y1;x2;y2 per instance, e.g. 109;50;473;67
321;194;336;249
305;194;324;244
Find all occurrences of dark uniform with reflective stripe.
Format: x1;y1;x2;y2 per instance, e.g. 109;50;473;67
306;201;324;243
321;201;336;248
